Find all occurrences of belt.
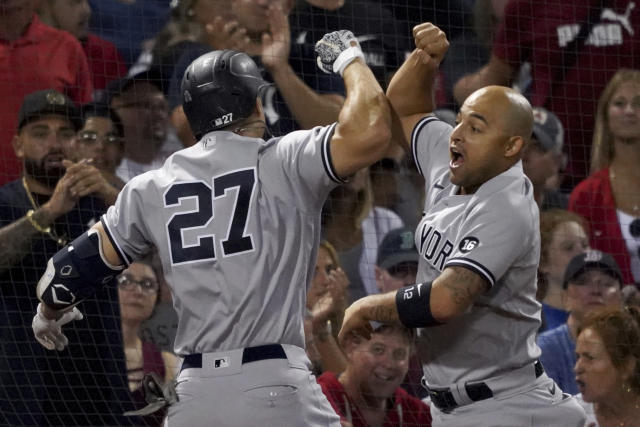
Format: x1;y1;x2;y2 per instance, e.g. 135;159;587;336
428;360;544;413
181;344;287;371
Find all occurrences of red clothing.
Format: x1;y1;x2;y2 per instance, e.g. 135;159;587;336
493;0;640;183
568;168;634;285
83;33;127;91
129;341;166;427
317;371;432;427
0;15;92;184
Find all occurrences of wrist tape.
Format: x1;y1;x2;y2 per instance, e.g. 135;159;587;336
395;282;442;328
333;45;365;76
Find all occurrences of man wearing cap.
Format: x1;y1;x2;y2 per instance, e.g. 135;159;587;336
374;227;429;399
522;107;568;210
375;227;420;294
0;89;138;425
537;249;624;395
108;69;182;182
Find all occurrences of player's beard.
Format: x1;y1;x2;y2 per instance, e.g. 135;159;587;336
24;154;66;188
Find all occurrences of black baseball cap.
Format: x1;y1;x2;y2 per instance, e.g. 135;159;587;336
532;107;564;152
377;227;419;270
17;89;82;131
563;249;623;288
104;67;166;103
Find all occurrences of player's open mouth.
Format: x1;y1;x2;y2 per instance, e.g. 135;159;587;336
576;379;585;392
450;147;464;168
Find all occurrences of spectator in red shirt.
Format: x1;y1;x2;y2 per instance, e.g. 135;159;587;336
453;0;640;187
318;324;432;427
0;0;92;185
38;0;128;94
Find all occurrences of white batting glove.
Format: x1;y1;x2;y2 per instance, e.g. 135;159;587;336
32;303;83;351
315;30;365;76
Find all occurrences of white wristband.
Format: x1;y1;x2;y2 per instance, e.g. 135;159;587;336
333;45;365;76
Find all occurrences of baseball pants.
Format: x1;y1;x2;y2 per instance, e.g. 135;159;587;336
429;373;586;427
166;344;340;427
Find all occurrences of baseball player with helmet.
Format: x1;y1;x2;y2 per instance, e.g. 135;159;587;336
337;23;587;426
30;30;391;426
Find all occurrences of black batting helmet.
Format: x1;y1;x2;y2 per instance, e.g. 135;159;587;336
181;50;270;139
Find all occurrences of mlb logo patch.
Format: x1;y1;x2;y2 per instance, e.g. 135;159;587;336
214;357;229;369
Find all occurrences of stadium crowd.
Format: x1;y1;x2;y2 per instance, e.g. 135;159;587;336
1;0;639;426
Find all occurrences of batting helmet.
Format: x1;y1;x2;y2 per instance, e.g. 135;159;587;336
181;50;270;138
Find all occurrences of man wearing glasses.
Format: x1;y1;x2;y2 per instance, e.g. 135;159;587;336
107;68;182;183
0;89;140;425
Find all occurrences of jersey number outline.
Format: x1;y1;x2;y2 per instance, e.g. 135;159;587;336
164;168;257;265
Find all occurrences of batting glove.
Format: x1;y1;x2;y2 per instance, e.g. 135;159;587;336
315;30;365;76
32;302;83;351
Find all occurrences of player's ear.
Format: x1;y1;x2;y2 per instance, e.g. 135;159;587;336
504;135;525;158
255;97;264;117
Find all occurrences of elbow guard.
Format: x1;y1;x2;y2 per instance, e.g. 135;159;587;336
395;282;443;328
37;229;124;310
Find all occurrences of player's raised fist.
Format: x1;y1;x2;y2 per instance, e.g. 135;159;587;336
412;23;449;66
315;29;365;76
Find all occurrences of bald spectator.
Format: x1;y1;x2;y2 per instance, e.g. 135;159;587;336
0;0;92;185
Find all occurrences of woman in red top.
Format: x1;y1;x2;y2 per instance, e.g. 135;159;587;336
569;69;640;286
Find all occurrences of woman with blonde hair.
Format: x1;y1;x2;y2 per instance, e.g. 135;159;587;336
569;68;640;286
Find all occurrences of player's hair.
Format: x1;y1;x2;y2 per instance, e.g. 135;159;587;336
591;68;640;174
578;306;640;394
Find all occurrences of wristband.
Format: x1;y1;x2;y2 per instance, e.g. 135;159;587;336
333;45;365;76
395;282;442;328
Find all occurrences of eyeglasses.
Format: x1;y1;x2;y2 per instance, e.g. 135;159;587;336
117;274;159;293
77;130;123;145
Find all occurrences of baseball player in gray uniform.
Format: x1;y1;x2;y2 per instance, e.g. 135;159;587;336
338;23;586;426
29;30;392;426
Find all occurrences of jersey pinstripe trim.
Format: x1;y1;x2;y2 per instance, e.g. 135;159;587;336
100;217;133;266
445;257;496;287
321;122;346;184
411;116;440;177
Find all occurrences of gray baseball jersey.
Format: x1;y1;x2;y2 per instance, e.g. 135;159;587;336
410;116;542;387
102;124;342;355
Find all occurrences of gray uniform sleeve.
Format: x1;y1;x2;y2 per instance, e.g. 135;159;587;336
267;123;343;211
443;196;532;288
100;174;155;266
411;116;453;189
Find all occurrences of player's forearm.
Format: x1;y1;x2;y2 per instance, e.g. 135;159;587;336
269;63;344;129
358;291;402;325
387;49;439;117
337;60;391;152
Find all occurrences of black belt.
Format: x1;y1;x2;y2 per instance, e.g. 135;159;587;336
181;344;287;371
428;360;544;413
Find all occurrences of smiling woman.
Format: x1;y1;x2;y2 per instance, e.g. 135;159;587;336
575;306;640;427
570;69;640;286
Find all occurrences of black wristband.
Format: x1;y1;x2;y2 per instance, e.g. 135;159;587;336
395;282;442;328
